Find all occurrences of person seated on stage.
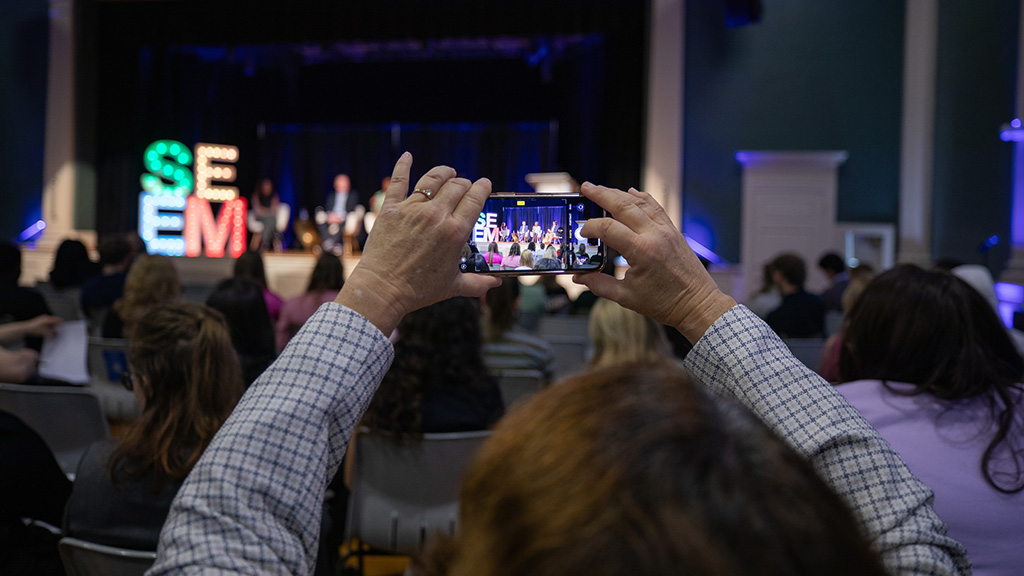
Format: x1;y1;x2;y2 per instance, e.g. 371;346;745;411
531;221;543;242
80;234;134;326
498;222;510;242
0;242;52;351
103;254;180;339
233;250;284;324
275;254;344;351
147;161;965;576
206;278;277;388
534;245;561;271
587;298;676;371
1;410;73;576
0;315;62;384
317;173;361;256
484;242;503;269
836;265;1024;574
517;221;529;242
250;178;285;252
515;249;534;271
64;302;243;550
481;278;555;382
765;252;825;339
369;177;389;214
502;243;522;270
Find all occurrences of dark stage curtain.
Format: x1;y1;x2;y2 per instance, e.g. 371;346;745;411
260;121;555;246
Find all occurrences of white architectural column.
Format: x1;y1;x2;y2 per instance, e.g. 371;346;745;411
897;0;939;266
642;0;684;227
40;0;80;247
737;151;848;298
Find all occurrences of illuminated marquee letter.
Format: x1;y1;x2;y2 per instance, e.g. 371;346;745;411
140;140;194;197
139;192;187;256
185;196;248;258
473;212;498;243
194;143;239;201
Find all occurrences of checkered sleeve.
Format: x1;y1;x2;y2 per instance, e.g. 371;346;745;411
148;303;394;575
682;305;971;576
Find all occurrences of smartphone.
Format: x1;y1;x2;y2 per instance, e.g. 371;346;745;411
459;193;607;275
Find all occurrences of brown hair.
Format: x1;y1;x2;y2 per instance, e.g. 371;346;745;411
112;254;180;336
307;253;345;293
770;253;807;288
108;302;244;490
839;265;1024;493
429;364;886;576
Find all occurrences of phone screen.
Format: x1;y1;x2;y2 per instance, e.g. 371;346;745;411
459;193;606;275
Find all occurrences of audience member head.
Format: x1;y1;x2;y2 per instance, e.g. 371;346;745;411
507;243;521;257
206;277;276;387
817;253;845;279
0;241;22;285
543;245;557;260
588;298;673;370
840;265;875;313
839;265;1024;493
49;239;96;289
576;243;588;257
110;301;243;489
113;254;181;335
527;241;536;252
756;262;775;294
435;364;886;576
483;278;520;340
770;253;807;293
307;253;345;293
334;173;351;193
233;250;269;289
97;234;133;272
487;242;499;255
364;297;492;441
520;250;534;269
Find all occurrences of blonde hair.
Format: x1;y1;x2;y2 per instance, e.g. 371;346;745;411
543;245;557;260
520;250;534;268
588;299;673;369
113;254;180;335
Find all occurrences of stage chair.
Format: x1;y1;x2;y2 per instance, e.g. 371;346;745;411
343;206;366;256
59;537;156;576
86;336;139;420
783;338;829;372
248;202;291;251
0;383;109;475
494;369;546;408
344;430;490;574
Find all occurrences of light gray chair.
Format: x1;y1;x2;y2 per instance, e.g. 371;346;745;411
35;282;84;322
59;537;156;576
824;310;844;337
344;430;490;572
87;336;139;420
547;335;589;379
783;338;829;372
0;383;109;475
494;369;546;407
538;315;590;338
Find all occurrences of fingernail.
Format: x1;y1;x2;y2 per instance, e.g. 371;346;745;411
401;151;411;159
628;187;638;193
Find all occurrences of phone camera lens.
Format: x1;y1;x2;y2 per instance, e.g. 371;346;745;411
460;263;467;270
576;203;584;212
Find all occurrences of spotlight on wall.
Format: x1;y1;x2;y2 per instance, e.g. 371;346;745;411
17;220;46;243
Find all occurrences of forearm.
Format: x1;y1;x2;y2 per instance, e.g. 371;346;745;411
151;303;394;575
683;305;970;576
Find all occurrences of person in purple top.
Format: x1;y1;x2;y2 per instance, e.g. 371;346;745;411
836;265;1024;576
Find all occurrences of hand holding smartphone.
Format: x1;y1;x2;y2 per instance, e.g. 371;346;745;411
459;193;607;276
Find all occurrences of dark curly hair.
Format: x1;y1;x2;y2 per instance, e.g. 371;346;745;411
364;297;494;442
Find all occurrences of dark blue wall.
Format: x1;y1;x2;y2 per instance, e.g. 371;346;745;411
0;0;49;242
684;1;905;263
931;0;1018;271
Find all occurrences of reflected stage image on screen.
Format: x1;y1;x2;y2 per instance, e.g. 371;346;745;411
460;195;604;274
